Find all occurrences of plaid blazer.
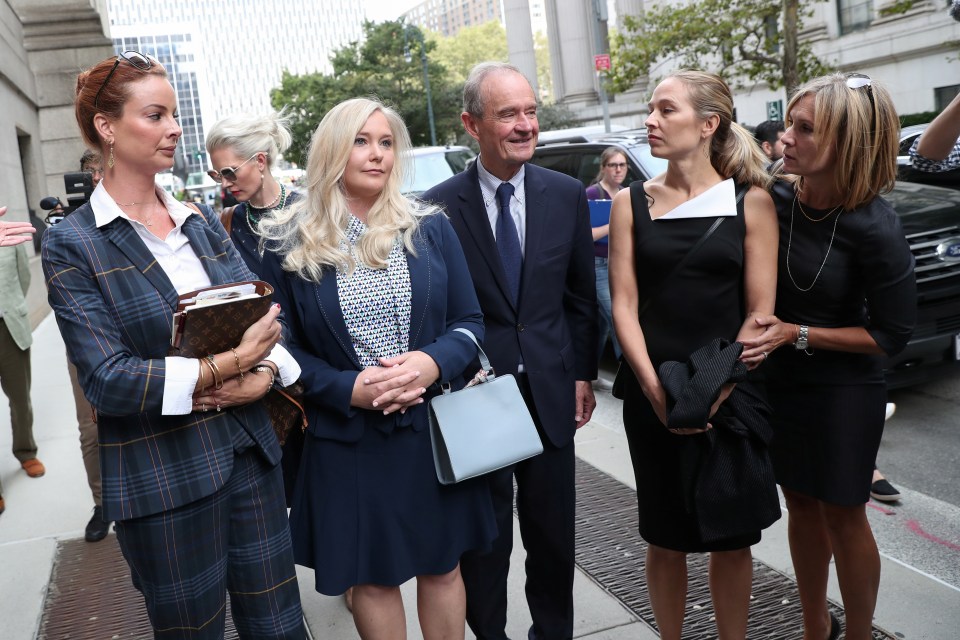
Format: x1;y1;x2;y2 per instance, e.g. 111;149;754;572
42;202;280;522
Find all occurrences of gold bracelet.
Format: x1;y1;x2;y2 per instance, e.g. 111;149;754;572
230;347;244;384
205;355;223;390
197;358;206;391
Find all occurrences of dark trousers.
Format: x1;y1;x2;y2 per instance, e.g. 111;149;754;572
115;449;304;639
0;319;34;498
461;385;576;640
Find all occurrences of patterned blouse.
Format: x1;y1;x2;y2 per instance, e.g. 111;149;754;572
336;215;412;368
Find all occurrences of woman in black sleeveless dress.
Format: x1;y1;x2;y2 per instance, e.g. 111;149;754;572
609;71;779;640
741;75;915;640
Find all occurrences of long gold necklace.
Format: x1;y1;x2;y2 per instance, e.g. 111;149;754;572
786;195;843;292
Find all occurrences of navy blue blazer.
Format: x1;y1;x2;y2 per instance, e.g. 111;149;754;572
422;162;598;448
42;201;279;522
260;212;483;443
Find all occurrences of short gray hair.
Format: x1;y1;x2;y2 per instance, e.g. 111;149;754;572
205;110;293;169
462;62;531;117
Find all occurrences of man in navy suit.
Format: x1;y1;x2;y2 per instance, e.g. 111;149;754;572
423;62;598;640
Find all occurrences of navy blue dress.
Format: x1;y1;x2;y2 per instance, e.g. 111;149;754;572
263;212;496;595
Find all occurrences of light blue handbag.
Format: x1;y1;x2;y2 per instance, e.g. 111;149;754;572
428;328;544;485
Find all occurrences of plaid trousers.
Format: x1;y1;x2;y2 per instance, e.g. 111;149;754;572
115;448;304;639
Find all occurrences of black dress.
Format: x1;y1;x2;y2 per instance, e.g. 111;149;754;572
621;181;761;552
764;181;915;506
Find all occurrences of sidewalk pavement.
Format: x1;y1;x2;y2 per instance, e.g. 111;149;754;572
1;300;958;638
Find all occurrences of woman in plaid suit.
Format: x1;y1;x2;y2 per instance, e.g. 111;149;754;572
42;52;304;639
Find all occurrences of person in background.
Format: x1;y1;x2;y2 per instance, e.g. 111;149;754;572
754;120;786;162
205;111;296;279
586;147;627;390
742;73;916;640
68;149;112;542
0;222;43;518
44;50;304;637
0;207;35;247
259;97;496;640
610;70;779;640
422;61;598;640
909;91;960;172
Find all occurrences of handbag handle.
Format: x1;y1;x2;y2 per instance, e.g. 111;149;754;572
453;328;496;380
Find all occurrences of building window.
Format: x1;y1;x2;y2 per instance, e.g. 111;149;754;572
935;85;960;111
837;0;873;35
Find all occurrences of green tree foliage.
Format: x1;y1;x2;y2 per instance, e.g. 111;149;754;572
270;20;462;165
429;21;509;85
608;0;832;96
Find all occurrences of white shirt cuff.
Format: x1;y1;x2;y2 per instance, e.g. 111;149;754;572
163;357;201;415
266;344;301;387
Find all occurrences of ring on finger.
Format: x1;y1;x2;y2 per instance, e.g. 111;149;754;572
761;351;768;360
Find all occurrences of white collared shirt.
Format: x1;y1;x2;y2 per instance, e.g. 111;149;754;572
476;158;527;257
91;183;300;415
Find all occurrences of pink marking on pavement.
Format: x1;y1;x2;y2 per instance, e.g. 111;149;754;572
866;502;896;515
906;519;960;552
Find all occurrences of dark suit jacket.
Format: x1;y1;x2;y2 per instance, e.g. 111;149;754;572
422;162;597;448
259;212;483;442
42;202;278;522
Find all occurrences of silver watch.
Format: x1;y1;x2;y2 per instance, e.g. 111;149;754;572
795;324;809;350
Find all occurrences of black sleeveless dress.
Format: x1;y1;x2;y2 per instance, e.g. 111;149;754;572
620;181;761;552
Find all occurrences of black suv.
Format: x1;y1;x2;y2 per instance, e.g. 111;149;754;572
530;129;960;389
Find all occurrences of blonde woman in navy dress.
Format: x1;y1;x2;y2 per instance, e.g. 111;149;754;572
258;97;495;640
742;74;916;640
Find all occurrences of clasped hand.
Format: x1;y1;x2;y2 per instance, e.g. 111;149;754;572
352;351;440;415
194;368;273;413
739;314;795;366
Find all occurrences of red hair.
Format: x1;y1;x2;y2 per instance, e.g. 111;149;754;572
74;54;168;148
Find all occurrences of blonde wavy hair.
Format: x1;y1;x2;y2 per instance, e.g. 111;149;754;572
668;70;772;189
258;98;436;282
785;73;899;211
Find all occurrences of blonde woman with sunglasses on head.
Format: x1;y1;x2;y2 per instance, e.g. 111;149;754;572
741;73;916;640
42;51;304;638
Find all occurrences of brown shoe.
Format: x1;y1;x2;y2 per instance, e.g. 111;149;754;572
21;458;45;478
0;495;5;516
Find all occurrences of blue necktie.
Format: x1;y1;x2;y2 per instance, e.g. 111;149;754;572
495;182;522;304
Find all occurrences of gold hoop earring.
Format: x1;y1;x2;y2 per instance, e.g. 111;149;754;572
108;142;116;169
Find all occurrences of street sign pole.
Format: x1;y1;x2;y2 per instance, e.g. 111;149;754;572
592;0;612;133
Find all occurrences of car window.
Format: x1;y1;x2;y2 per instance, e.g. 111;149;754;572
899;132;920;157
405;153;459;195
445;150;473;174
528;150;579;178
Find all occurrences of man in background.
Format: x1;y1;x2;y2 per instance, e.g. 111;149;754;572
70;149;111;541
0;227;43;516
754;120;785;161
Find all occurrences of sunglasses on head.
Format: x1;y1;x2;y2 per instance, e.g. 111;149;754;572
94;51;155;109
207;154;259;184
845;73;872;90
845;72;877;123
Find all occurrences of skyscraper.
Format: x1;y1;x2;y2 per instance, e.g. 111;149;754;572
106;0;365;170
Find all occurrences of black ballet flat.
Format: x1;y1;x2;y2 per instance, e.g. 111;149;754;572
828;611;841;640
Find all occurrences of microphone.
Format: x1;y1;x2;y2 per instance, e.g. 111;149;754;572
40;196;63;211
951;0;960;22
